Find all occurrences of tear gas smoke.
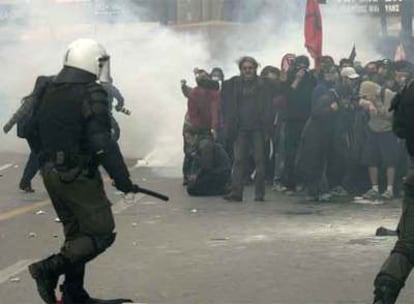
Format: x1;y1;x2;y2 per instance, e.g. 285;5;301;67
0;1;382;169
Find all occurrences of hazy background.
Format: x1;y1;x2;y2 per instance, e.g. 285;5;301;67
0;1;381;167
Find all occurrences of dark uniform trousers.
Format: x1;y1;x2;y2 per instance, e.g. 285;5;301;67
110;114;121;142
231;130;265;200
41;164;115;264
374;158;414;300
19;151;39;188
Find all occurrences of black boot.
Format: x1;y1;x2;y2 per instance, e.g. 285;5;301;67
63;291;133;304
61;264;133;304
373;274;404;304
28;254;69;304
19;183;35;193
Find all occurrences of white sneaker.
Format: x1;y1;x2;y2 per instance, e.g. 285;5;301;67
318;193;332;202
272;183;287;192
363;188;379;200
381;189;394;200
331;186;348;197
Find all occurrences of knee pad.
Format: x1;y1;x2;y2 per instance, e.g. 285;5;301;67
62;233;116;264
374;273;404;303
93;232;116;254
392;243;414;266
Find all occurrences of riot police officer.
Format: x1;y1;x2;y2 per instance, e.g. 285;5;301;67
27;39;135;304
100;77;125;141
372;79;414;304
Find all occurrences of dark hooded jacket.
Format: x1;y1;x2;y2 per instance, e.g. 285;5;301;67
296;81;339;178
286;68;317;122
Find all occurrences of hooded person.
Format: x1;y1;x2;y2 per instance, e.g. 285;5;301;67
296;66;341;201
210;67;225;83
335;67;372;195
284;55;317;193
187;69;220;138
359;81;399;200
210;67;226;144
185;129;231;196
183;69;220;184
260;66;289;189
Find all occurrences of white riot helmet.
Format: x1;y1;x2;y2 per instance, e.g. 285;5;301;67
63;38;111;83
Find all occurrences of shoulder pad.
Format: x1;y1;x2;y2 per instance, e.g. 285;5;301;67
87;83;108;101
84;83;109;117
34;75;54;86
32;75;54;97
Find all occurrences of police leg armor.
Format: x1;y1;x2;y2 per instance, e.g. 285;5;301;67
30;166;117;303
373;182;414;304
19;151;39;191
110;115;120;142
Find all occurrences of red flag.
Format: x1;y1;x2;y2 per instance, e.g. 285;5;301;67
304;0;323;68
394;42;407;61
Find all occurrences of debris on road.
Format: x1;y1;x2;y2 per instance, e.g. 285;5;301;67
10;277;20;283
124;193;135;204
210;237;230;241
136;159;149;167
28;232;37;238
35;210;46;215
55;217;61;223
131;222;138;227
191;209;198;213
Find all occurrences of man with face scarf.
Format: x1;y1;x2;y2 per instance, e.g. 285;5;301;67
222;56;275;202
210;67;226;145
210;67;225;84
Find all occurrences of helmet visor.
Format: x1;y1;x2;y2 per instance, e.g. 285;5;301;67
98;55;111;83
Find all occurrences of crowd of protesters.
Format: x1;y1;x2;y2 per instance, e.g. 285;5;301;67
180;54;413;202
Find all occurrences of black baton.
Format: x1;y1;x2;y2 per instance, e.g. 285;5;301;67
135;187;169;201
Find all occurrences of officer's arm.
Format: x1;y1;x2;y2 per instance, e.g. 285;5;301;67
111;85;125;110
84;85;135;193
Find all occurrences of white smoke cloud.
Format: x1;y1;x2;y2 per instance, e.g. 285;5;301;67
0;1;383;167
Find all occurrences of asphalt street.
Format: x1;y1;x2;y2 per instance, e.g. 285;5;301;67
0;152;413;304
